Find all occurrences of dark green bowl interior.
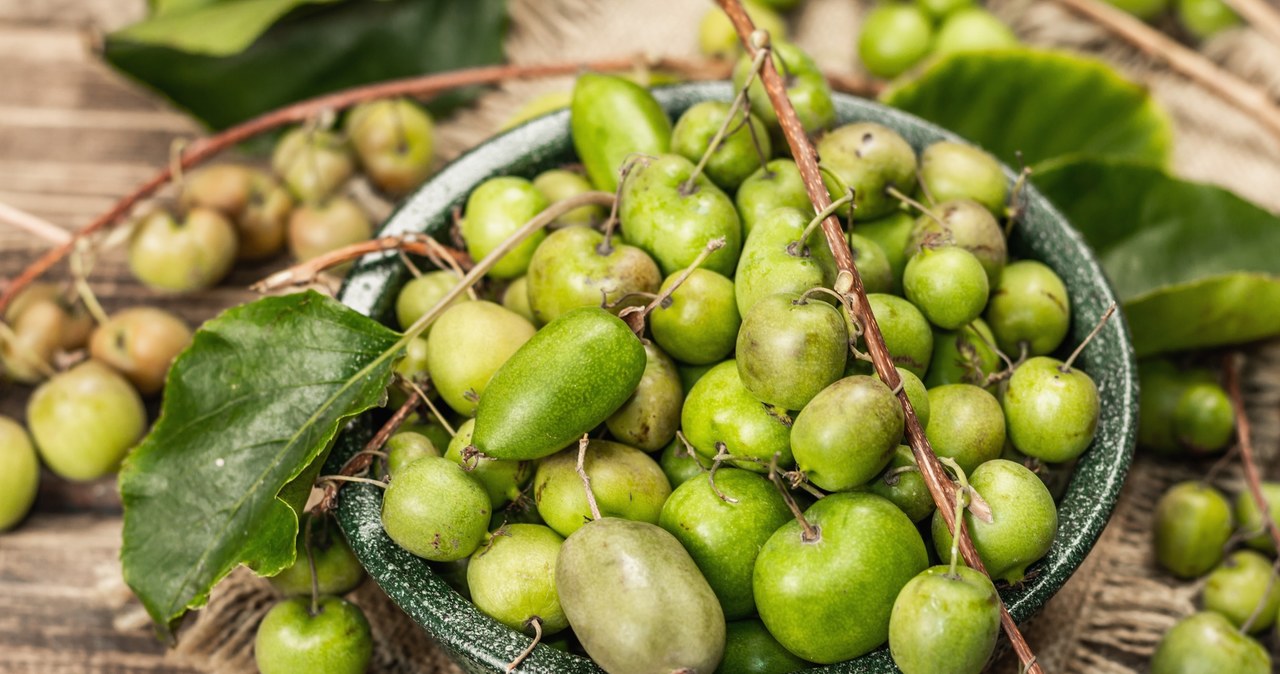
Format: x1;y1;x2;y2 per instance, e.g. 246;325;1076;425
329;82;1138;673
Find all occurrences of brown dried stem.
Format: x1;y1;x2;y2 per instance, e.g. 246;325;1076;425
316;389;420;513
716;1;1043;670
1053;0;1280;145
1223;355;1280;554
252;235;472;292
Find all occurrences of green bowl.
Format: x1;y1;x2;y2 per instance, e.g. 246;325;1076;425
329;82;1137;673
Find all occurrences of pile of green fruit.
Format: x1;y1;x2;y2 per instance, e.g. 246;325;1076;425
857;0;1019;79
303;47;1108;673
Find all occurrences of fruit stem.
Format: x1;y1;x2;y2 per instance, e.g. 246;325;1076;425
707;443;741;504
881;464;918;487
599;155;650;255
505;616;543;673
1003;163;1032;237
1060;302;1116;373
316;389;421;513
939;457;971;579
402;378;457;436
625;236;727;334
1223;355;1280;556
252;233;473;292
575;434;603;522
885;186;944;227
716;1;1043;669
789;189;854;257
768;454;820;543
304;518;320;617
316;474;389;488
68;241;109;326
679;47;771;197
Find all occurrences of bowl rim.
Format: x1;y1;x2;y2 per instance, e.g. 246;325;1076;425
331;80;1138;674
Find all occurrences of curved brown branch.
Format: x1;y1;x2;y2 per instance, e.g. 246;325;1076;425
252;236;472;293
715;1;1043;671
1223;354;1280;553
316;389;420;514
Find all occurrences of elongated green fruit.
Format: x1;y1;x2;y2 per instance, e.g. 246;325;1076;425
470;307;646;460
570;73;672;192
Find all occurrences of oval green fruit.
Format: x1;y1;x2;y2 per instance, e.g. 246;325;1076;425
0;416;39;531
445;419;530;508
754;492;928;663
650;268;740;365
919;141;1008;215
735;160;818;236
858;4;934;79
735;207;837;317
888;565;1001;674
1173;381;1234;453
466;523;567;634
382;430;439;477
1177;0;1241;39
933;8;1020;54
1235;482;1280;554
848;233;895;295
395;270;470;333
736;292;848;410
671;100;771;190
460;176;549;280
791;376;904;491
533;439;671;538
903;246;990;330
984;259;1070;358
270;128;354;204
818;122;918;219
533;168;606;227
1153;481;1233;578
471;307;646;461
268;515;365;597
425;301;536;416
345;98;435;196
380;456;490;562
619;153;743;277
128;208;238;292
1003;356;1100;463
557;518;726;674
526;225;661;325
681;360;794;471
28;361;146;481
1203;550;1280;633
865;294;934;378
869;445;935;522
856;211;916;290
658;467;791;619
716;619;810;674
605;343;683;451
1151;611;1270;674
570;73;672;192
908;199;1007;286
733;42;835;136
925;319;1001;389
660;437;709;488
500;276;535;323
254;596;371;674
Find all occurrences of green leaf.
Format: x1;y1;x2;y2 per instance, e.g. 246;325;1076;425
881;49;1174;170
104;0;508;130
120;291;402;635
117;0;337;56
1033;157;1280;356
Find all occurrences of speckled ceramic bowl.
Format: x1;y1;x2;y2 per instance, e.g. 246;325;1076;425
328;82;1138;673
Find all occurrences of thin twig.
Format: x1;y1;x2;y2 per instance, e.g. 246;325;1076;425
1053;0;1280;145
316;390;420;513
505;616;543;673
253;235;471;292
0;202;72;245
575;435;603;522
716;2;1043;671
1223;354;1280;554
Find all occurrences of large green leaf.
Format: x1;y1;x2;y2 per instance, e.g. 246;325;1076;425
1034;158;1280;355
120;291;402;635
881;49;1174;170
116;0;337;56
104;0;507;130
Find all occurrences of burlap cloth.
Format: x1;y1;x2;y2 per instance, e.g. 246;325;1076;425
160;0;1280;671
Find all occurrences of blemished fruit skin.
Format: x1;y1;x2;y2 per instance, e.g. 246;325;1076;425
735;207;838;318
271;128;355;204
254;597;372;674
658;468;792;619
932;459;1058;583
681;360;794;471
857;4;934;79
525;225;661;325
1003;356;1100;463
736;293;848;411
445;419;530;509
470;308;646;461
570;73;672;192
605;343;683;451
754;492;928;664
1153;481;1233;578
0;416;39;531
128;208;238;292
394;270;471;333
791;376;904;492
556;518;726;674
533;169;605;227
533;439;671;538
345;98;435;196
919;141;1008;216
380;456;490;562
865;294;934;378
908;199;1007;287
268;517;365;597
425;301;536;416
1235;482;1280;554
924;384;1006;474
650;268;741;365
619;153;743;278
89;307;192;395
460;176;550;280
734;42;835;136
984;260;1071;357
1150;611;1271;674
903;246;990;330
671;101;771;190
818;122;918;219
1202;550;1280;633
715;619;810;674
888;565;1001;674
466;523;568;634
28;361;146;481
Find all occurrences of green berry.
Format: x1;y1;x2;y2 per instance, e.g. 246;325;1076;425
1203;550;1280;633
1173;382;1234;453
919;141;1008;215
394;270;470;333
466;523;567;633
818;122;918;219
924;383;1005;474
858;4;934;79
791;376;904;491
848;233;895;295
903;246;990;330
1235;482;1280;554
380;456;490;561
1154;481;1233;578
933;8;1019;54
533;169;606;227
1178;0;1241;39
1002;356;1100;463
1151;611;1270;674
651;268;740;365
128;208;238;292
908;199;1007;286
27;361;146;481
0;416;39;531
736;292;848;410
984;259;1070;357
461;176;550;280
345;98;434;196
268;515;365;597
888;565;1001;674
271;128;355;204
254;596;371;674
671;101;771;191
865;294;934;378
